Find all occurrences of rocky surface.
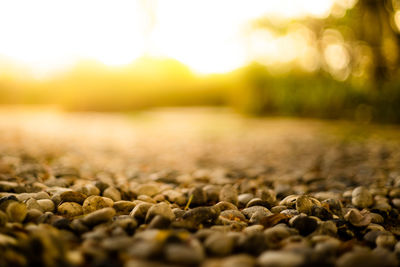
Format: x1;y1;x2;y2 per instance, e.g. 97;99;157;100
0;109;399;266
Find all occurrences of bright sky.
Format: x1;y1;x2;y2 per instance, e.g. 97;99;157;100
0;0;336;76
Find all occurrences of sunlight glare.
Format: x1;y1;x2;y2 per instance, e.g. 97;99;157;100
0;0;336;76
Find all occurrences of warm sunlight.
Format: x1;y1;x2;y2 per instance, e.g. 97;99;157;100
0;0;335;76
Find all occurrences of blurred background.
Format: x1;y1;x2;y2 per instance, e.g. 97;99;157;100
0;0;399;123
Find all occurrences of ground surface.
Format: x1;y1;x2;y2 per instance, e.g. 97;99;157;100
0;107;400;267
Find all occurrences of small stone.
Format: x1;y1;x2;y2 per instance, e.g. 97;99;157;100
280;209;300;216
164;240;205;265
204;232;235;256
242;206;271;219
137;195;156;203
221;254;256;267
344;208;371;227
0;181;20;192
352;186;373;209
369;213;384;224
314;220;337;236
264;224;295;244
203;185;220;204
94;181;109;194
246;198;271;209
321;198;343;217
182;206;220;226
0;210;7;226
289;214;318;236
163;190;186;206
103;187;121;202
312;205;333;220
113;201;135;214
244;224;264;234
52;217;70;229
58;202;83;218
145;202;175;222
82;207;116;226
296;195;315;215
25;209;43;222
135;184;160;197
392;198;400;209
238;193;254;208
214;201;238;212
82;195;113;214
219;184;238;206
271;205;287;214
148;215;171;229
337;248;398;267
279;195;299;208
257;189;276;205
37;199;55;212
26;198;43;211
60;191;87;204
258;251;304;267
188;186;207;206
80;184;101;196
6;202;27;223
130;202;153;221
220;209;247;221
376;233;397;249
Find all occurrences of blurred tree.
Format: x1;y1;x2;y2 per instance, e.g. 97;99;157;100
350;0;400;87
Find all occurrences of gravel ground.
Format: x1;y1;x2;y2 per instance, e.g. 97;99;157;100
0;108;400;267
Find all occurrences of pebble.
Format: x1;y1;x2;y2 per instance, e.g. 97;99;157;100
242;206;271;219
82;207;116;226
37;199;55;212
58;202;83;218
26;198;43;211
145;202;175;222
219;184;238;206
376;233;397;249
246;198;271;208
113;200;135;214
221;254;256;267
204;232;235;256
130;202;153;221
6;202;27;223
135;184;160;197
82;195;113;214
352;186;373;208
258;251;304;267
80;184;101;196
337;248;398;267
289;214;318;236
295;195;314;215
60;191;87;204
103;186;121;202
344;208;371;227
181;207;220;226
188;186;207;206
238;193;254;208
163;190;186;206
164;240;205;265
0;210;7;226
203;185;220;204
